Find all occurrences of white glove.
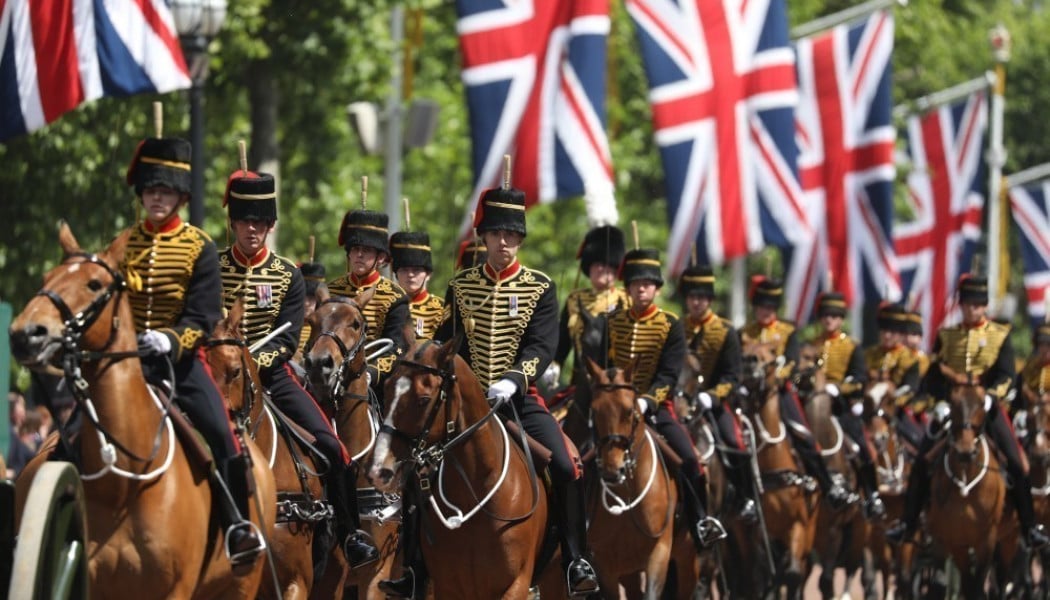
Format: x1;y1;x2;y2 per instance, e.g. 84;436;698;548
851;401;864;417
825;383;840;398
1014;409;1029;436
137;330;172;356
932;401;951;425
486;378;518;405
637;396;651;414
540;363;561;388
366;371;373;387
983;393;994;412
697;392;714;411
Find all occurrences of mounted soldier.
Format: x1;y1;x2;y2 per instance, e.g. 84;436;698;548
545;224;630;396
886;275;1050;548
328;185;410;392
380;170;600;598
121;134;263;566
1016;323;1050;436
606;247;727;551
217;164;378;568
677;263;757;523
740;276;854;510
389;216;443;341
811;292;884;518
904;308;931;378
865;303;924;449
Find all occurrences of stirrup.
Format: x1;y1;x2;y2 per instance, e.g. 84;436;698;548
224;520;266;566
864;493;886;519
1029;525;1050;550
696;516;728;547
738;498;758;524
884;520;913;546
378;566;418;599
344;529;380;569
566;557;599;598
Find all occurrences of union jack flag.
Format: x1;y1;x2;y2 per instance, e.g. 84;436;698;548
1009;177;1050;327
896;91;987;349
627;0;810;273
787;10;899;330
456;0;614;237
0;0;190;141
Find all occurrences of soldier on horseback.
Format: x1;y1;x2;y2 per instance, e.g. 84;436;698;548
607;249;727;551
740;276;854;510
886;275;1050;549
812;292;885;518
217;168;379;568
1014;323;1050;436
544;224;630;397
865;303;924;449
121;136;264;566
328;206;410;394
380;181;601;598
390;229;444;340
678;264;758;523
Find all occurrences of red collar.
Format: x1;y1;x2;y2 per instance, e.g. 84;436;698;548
484;260;521;282
350;270;381;287
411;289;430;303
231;245;270;268
824;330;843;341
630;304;659;321
689;309;715;328
143;215;182;234
759;317;779;329
964;318;987;330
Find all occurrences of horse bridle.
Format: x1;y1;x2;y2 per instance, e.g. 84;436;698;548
306;297;369;403
202;335;258;427
591;380;642;473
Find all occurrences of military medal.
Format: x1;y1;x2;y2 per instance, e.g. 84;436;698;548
509;295;518;317
256;284;273;308
415;317;424;337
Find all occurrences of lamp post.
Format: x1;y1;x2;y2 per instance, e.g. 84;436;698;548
170;0;228;227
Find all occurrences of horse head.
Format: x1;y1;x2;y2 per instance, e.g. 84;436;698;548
738;339;781;414
11;223;134;372
674;351;704;418
370;333;481;493
576;296;611;369
1027;392;1050;465
302;284;373;407
947;381;988;463
585;356;640;485
793;342;826;396
205;296;261;426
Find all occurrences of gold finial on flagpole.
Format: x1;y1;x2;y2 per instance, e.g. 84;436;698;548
361;176;369;209
765;253;773;277
308;236;316;263
502;154;512;190
631;220;640;250
152;102;163;138
972;253;983;276
403;197;411;231
238;140;248;175
690;244;698;268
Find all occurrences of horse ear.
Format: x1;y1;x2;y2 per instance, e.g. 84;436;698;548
624;354;640;383
102;228;132;265
401;319;417;354
315;282;330;304
583;355;604;382
58;221;82;256
438;330;464;368
228;296;246;331
354;285;375;311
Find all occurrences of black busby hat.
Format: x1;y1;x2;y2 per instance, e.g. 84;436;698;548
620;248;664;287
678;264;715;298
126;137;192;195
390;231;433;273
299;261;326;297
815;292;848;318
456;239;487;270
338;209;390;255
474;187;527;237
957;274;989;305
876;302;911;333
223;171;277;222
578;225;626;275
749;276;783;308
1035;322;1050;346
906;310;924;336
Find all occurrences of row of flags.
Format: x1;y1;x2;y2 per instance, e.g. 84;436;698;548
1;0;1046;339
453;0;1050;339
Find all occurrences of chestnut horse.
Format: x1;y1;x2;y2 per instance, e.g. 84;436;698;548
369;336;553;599
205;297;327;599
9;224;276;599
1025;388;1050;596
584;357;676;599
925;375;1006;599
727;341;817;599
302;285;400;599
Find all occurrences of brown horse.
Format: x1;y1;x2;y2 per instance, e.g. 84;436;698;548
1019;388;1050;595
584;357;676;599
8;224;277;599
727;340;817;599
302;285;400;599
925;377;1006;599
205;297;327;600
368;336;553;599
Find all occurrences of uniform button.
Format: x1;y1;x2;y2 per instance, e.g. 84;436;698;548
148;259;155;265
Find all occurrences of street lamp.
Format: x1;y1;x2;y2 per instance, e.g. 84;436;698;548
170;0;228;227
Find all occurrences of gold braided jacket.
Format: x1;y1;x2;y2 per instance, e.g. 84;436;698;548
328;272;408;378
818;332;863;394
408;291;445;340
609;306;680;403
934;320;1013;398
1020;358;1050;398
218;248;298;369
561;286;631;357
684;311;736;399
740;320;796;357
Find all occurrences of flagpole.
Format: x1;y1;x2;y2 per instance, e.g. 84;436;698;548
987;24;1011;317
791;0;907;40
891;72;996;119
1006;163;1050;189
730;258;746;327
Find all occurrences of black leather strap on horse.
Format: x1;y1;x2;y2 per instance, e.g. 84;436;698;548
264;397;332;474
168;406;214;470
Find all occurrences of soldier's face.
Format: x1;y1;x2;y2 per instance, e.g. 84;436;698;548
959;300;987;326
1037;341;1050;361
347;245;380;277
396;266;429;296
231;219;273;257
482;230;522;272
587;263;616;292
684;293;711;319
628;280;658;310
880;329;901;349
753;305;777;326
819;314;844;333
141;187;183;225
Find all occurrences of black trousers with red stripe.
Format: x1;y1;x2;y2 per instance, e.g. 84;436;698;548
261;363;350;470
513;391;579;483
654;403;702;481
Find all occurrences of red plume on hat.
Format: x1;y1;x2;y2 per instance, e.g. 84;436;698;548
748;274;767;301
125;139;147;185
222;170;261;207
337;212;353;247
472;190;489;228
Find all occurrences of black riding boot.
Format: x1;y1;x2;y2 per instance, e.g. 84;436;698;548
327;463;379;568
1013;473;1050;549
885;456;928;544
378;491;429;599
791;430;854;509
858;462;885;518
726;459;758;523
554;477;599;597
681;470;726;550
215;455;265;567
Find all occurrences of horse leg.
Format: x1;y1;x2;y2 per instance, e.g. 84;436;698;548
643;539;673;600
